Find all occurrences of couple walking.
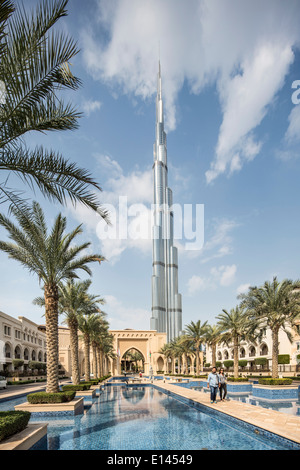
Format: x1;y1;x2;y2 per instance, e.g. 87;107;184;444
207;367;227;404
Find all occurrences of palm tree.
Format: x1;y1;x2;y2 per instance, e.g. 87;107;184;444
78;313;105;382
184;320;208;375
0;201;105;392
98;332;115;377
216;306;253;378
34;279;105;384
158;344;173;374
0;0;108;218
238;277;300;378
177;335;194;375
205;324;222;369
91;316;109;378
127;349;144;372
167;338;184;374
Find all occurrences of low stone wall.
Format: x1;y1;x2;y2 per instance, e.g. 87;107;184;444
0;424;47;451
14;397;84;416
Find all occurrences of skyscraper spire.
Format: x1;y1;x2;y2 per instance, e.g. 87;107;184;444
150;63;182;342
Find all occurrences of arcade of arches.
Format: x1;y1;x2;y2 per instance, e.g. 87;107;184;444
58;327;201;377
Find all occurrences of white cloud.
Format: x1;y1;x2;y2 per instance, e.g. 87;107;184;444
206;43;293;183
187;264;237;294
80;0;300;179
66;155;153;264
105;295;149;330
95;154;123;178
187;275;208;294
82;99;102;116
285;105;300;143
200;218;238;263
236;283;251;295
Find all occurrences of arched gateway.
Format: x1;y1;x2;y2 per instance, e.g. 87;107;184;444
109;329;167;375
57;327;167;377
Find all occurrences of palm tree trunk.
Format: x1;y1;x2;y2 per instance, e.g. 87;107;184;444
100;349;104;377
271;327;280;378
69;318;80;385
234;337;239;378
84;334;90;381
196;343;200;375
44;283;59;393
92;342;98;378
212;343;217;368
97;346;101;379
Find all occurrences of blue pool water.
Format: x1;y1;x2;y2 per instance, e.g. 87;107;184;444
0;385;298;450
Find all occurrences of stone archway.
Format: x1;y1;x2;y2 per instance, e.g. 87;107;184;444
110;329;167;375
156;355;164;372
121;347;145;373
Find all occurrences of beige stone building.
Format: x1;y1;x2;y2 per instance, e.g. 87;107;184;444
0;310;47;374
110;329;167;375
205;322;300;374
57;327;168;377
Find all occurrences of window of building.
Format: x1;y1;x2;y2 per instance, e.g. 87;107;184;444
4;325;11;336
15;330;21;339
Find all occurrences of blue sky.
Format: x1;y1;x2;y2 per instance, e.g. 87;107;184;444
1;0;300;332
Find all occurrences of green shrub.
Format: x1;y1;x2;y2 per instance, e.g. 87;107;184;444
227;377;249;382
0;411;31;443
238;360;248;368
62;384;91;392
98;375;111;382
27;391;76;404
12;359;24;369
278;355;290;365
28;361;46;371
254;358;268;366
258;378;293;386
223;360;234;369
80;381;98;386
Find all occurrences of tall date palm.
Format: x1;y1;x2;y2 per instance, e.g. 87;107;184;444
239;277;300;378
34;279;105;385
78;313;106;382
0;201;105;392
216;306;253;378
184;320;208;375
0;0;107;219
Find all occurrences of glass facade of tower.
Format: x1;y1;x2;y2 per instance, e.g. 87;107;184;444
150;63;182;343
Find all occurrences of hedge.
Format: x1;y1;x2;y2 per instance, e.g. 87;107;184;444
227;377;249;382
223;360;234;369
62;384;91;392
80;380;99;386
258;378;293;386
238;360;248;368
254;358;268;366
0;411;31;443
27;391;76;404
278;355;290;365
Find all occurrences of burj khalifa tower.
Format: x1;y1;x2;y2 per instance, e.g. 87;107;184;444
150;63;182;343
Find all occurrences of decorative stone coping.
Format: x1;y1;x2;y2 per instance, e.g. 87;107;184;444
75;389;96;398
0;424;47;450
14;397;84;416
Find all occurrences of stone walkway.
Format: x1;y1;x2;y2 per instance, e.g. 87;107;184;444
0;379;70;401
152;380;300;445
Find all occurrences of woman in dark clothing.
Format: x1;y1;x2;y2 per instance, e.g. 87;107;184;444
219;368;228;401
